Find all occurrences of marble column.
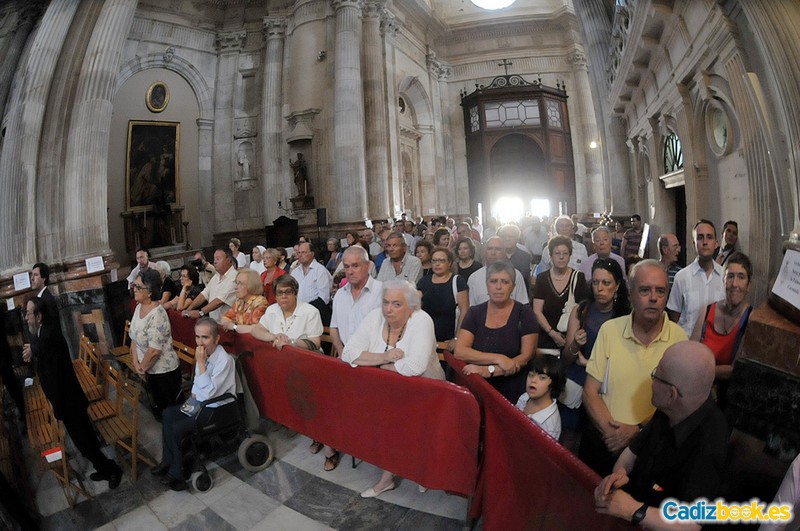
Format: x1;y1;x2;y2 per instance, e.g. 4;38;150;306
567;50;603;213
0;0;80;274
261;17;286;226
331;0;367;222
0;3;42;123
63;0;139;262
212;30;246;234
361;1;390;220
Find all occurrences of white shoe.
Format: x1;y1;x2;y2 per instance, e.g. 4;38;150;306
418;485;427;493
360;482;396;498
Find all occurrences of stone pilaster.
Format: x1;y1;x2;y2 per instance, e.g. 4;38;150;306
197;118;214;245
380;7;401;215
261;17;285;226
212;30;246;233
331;0;367;222
362;1;390;220
427;49;455;215
62;0;139;264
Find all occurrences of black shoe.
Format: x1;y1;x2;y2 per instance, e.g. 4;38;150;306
108;470;122;490
89;471;109;482
150;462;169;476
168;478;187;492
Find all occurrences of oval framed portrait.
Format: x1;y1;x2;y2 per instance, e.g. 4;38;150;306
146;81;169;113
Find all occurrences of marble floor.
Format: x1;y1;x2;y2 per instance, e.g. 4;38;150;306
27;406;471;531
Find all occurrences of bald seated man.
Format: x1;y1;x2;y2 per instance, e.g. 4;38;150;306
594;341;729;530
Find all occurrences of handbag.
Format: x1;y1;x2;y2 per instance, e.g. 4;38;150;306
556;270;578;333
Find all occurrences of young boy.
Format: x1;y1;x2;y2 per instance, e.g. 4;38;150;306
515;356;565;441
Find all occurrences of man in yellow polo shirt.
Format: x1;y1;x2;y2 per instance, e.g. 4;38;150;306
581;259;687;475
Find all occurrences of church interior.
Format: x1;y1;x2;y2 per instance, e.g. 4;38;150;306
1;0;799;529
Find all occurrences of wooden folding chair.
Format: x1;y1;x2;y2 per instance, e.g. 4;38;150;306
94;366;155;481
320;326;336;357
24;380;91;506
110;320;134;372
74;334;106;402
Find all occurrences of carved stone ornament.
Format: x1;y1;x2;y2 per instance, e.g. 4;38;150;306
163;45;176;63
262;17;286;39
380;8;399;36
216;31;246;53
566;51;587;68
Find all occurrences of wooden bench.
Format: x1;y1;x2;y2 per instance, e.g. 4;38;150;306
94;365;155;481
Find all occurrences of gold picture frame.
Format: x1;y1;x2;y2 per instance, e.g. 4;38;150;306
126;120;180;211
146;81;170;113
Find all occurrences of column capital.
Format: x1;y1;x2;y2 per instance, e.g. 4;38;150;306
379;8;399;36
426;50;452;81
566;50;587;69
262;16;286;40
216;30;246;53
331;0;362;12
362;0;385;17
196;118;214;130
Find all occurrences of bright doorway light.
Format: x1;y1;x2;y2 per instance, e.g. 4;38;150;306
493;197;523;224
470;0;517;10
530;198;550;219
589;140;598;149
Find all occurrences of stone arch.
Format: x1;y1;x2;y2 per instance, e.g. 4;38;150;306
397;76;436;215
116;53;213;120
398;76;433;129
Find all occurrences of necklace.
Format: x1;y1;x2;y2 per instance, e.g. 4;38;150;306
280;311;297;333
384;322;406;351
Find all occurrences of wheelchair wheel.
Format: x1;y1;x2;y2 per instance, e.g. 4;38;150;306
238;434;274;472
191;468;213;492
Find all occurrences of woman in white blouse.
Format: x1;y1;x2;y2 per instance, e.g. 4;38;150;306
130;269;181;419
238;275;322;351
341;279;445;498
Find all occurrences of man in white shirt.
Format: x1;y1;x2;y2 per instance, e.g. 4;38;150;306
667;220;725;335
467;236;529;306
376;232;423;284
183;248;237;321
330;246;383;357
291;241;333;324
126;248;151;288
362;229;382;258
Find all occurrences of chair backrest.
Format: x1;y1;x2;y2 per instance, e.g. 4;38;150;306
320;326;336;357
120;320;131;348
78;334;103;378
173;339;196;367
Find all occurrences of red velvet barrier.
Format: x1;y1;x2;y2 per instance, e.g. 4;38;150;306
444;352;631;531
235;334;480;496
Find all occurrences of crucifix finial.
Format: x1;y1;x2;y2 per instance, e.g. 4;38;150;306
498;59;513;76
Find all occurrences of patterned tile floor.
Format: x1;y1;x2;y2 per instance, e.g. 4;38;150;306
29;407;471;531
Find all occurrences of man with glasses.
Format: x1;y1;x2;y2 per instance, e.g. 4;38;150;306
595;341;727;529
183;248;237;321
291;241;333;324
466;236;529;306
581;260;687;476
580;226;628;287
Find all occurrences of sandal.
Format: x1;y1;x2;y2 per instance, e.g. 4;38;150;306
324;451;341;472
309;440;324;454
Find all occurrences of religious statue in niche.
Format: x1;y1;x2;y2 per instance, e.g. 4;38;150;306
289;153;314;208
235;141;256;191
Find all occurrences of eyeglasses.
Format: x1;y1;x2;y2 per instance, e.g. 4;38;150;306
132;283;149;291
650;368;683;397
431;258;449;264
275;288;296;296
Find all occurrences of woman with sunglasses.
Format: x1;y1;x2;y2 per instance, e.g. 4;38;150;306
561;258;631;443
130;269;181;419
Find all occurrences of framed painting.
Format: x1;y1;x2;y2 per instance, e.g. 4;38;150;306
126;120;180;211
146;81;169;112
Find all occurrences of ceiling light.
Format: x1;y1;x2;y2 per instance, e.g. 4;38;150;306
470;0;517;10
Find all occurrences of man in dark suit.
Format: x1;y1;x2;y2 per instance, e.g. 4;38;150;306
30;262;58;325
23;297;122;488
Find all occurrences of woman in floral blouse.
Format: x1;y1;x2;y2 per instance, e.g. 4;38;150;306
130;269;182;419
221;268;268;330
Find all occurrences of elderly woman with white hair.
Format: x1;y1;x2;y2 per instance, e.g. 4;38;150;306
154;260;178;305
341;279;445;498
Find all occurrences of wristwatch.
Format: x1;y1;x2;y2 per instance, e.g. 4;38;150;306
631;503;648;524
487;365;496;377
199;310;205;317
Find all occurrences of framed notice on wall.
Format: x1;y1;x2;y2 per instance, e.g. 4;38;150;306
126;120;180;211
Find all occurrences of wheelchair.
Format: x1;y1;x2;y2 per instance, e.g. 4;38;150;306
181;392;273;492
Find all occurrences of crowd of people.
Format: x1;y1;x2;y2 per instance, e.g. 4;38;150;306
16;210;799;528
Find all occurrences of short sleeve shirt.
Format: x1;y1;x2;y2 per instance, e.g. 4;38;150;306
258;301;323;341
130;304;179;375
